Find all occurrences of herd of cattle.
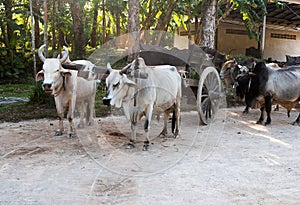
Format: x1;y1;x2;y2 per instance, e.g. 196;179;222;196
220;58;300;126
35;45;300;150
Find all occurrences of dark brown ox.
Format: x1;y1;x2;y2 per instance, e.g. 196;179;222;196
246;62;300;125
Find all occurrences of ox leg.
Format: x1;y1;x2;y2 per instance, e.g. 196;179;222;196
126;122;136;149
66;104;76;139
159;111;169;137
143;106;153;151
243;106;249;114
292;113;300;125
87;93;96;126
77;102;85;129
274;104;279;111
256;107;264;125
173;103;180;136
54;100;64;136
264;94;272;125
55;113;64;136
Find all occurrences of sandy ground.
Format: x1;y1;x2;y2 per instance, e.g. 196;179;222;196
0;106;300;205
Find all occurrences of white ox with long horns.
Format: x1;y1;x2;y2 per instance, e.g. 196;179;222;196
57;53;98;128
36;45;97;138
103;57;182;151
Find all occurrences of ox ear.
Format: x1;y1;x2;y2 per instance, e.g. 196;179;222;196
60;70;72;78
123;75;136;87
107;63;113;73
35;70;44;82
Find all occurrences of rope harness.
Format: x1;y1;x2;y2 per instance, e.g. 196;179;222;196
53;75;66;97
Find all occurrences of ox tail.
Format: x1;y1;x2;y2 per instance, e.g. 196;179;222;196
171;108;176;134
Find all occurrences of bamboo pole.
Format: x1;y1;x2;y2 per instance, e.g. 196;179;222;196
30;0;37;87
44;0;48;57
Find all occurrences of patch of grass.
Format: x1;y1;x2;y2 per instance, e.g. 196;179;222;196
0;83;35;98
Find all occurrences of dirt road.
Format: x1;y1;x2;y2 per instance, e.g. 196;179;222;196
0;107;299;204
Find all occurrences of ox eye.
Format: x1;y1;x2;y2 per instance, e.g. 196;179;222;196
113;82;120;88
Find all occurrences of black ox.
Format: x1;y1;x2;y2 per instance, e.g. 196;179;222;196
246;62;300;125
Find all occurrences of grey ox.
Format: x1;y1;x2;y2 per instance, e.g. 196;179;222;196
36;45;97;138
103;57;182;151
246;62;300;125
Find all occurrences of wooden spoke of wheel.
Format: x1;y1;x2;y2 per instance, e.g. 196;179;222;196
197;67;222;125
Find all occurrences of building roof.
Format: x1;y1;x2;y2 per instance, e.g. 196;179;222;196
222;1;300;29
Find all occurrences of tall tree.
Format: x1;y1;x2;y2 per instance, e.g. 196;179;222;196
101;0;106;45
57;0;65;48
3;0;13;48
69;0;85;59
33;0;41;48
128;0;140;60
51;0;57;49
200;0;217;49
90;0;100;47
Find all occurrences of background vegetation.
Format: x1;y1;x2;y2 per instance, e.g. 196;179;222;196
0;0;269;122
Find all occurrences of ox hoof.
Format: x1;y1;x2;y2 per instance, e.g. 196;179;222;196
292;121;300;126
143;143;150;151
67;133;74;139
54;131;63;136
256;120;263;125
242;110;249;114
264;121;271;126
125;143;135;149
159;132;167;138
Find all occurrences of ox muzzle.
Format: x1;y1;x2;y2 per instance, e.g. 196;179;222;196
43;83;53;93
103;91;111;106
103;98;111;106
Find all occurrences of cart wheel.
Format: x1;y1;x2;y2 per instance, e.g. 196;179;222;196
197;66;222;125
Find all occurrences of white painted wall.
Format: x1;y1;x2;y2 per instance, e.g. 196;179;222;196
264;28;300;61
175;21;300;62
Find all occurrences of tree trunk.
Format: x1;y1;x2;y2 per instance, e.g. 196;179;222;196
101;0;106;45
33;0;41;48
116;12;120;37
153;0;177;45
51;0;57;50
128;0;140;61
3;0;13;48
57;0;65;48
200;0;217;49
154;0;177;31
3;0;14;69
194;15;200;45
91;0;99;47
70;0;85;59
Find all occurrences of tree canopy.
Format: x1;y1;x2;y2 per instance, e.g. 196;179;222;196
0;0;268;81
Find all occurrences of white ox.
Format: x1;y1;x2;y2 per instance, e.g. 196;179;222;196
57;53;98;128
36;45;97;138
103;57;182;151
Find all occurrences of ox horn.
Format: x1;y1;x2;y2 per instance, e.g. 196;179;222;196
119;63;132;75
59;46;69;63
38;44;46;62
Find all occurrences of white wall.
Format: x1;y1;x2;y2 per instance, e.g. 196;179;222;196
216;23;257;56
264;28;300;61
175;22;300;62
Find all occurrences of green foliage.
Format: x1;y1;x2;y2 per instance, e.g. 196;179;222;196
231;0;267;40
29;82;55;106
0;83;34;98
0;0;269;82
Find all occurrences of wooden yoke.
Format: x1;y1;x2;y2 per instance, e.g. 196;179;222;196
62;62;148;81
